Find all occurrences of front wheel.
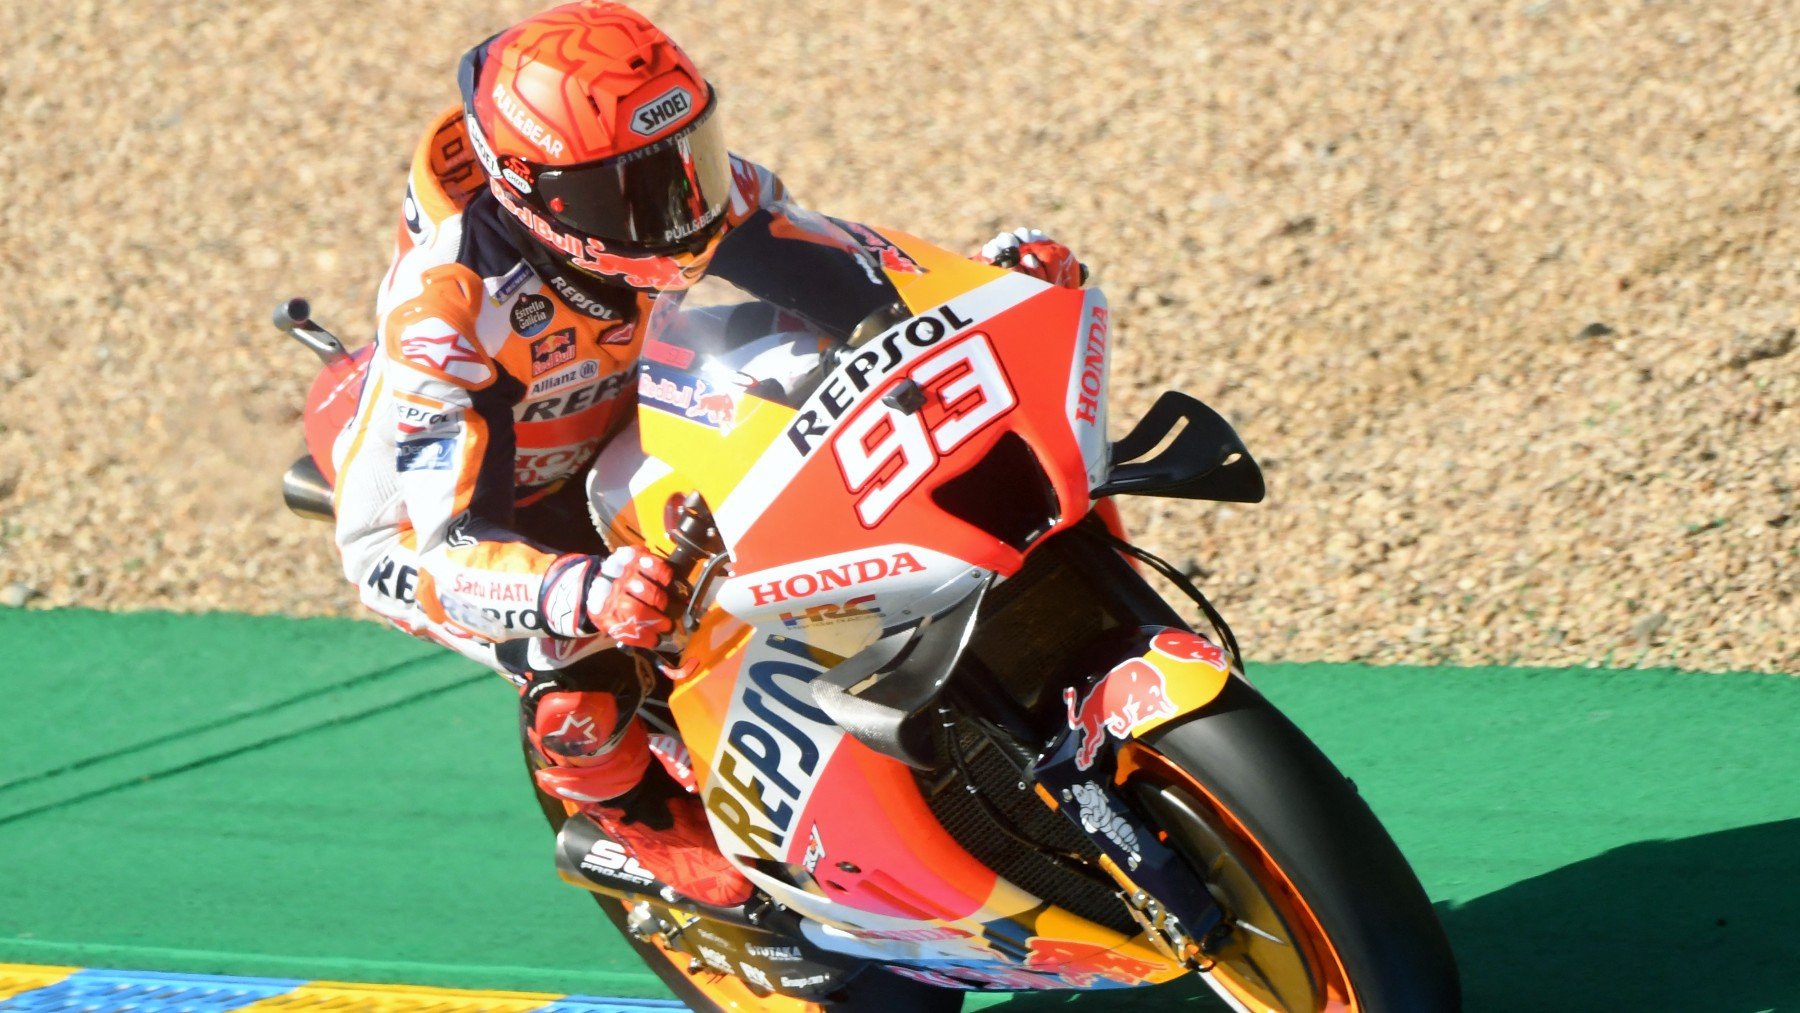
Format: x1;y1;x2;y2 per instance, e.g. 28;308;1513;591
1125;677;1460;1012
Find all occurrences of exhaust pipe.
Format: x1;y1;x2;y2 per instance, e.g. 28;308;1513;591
282;455;335;522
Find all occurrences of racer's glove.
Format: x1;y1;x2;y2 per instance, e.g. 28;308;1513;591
978;227;1088;288
541;546;676;649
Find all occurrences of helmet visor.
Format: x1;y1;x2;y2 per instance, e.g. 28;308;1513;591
535;99;733;254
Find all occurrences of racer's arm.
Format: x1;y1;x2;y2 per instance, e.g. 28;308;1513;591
351;265;667;647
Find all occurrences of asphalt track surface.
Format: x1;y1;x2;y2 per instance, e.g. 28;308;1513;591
0;610;1794;1011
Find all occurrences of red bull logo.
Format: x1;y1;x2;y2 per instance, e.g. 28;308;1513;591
1064;631;1231;770
687;386;736;429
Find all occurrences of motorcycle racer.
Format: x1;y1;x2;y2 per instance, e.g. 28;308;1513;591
331;0;1084;910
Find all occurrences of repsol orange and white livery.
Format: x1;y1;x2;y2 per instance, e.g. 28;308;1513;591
275;3;1460;1009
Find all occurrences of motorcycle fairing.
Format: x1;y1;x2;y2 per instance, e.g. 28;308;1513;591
709;270;1090;574
606;222;1204;992
877;909;1184;992
667;621;1188;987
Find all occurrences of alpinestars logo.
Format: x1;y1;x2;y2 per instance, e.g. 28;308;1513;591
546;712;602;755
401;330;484;373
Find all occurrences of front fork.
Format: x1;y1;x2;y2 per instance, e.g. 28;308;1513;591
1028;625;1235;961
1021;527;1244;962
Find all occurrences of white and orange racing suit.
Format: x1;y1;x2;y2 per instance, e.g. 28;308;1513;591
332;108;788;682
330;107;805;803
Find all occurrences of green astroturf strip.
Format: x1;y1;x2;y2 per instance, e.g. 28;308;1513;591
2;609;1797;1011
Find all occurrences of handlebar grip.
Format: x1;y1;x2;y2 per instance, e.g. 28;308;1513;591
273;297;350;365
663;491;714;574
272;297;312;332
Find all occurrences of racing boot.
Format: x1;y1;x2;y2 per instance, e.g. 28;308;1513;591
578;760;753;909
528;680;751;908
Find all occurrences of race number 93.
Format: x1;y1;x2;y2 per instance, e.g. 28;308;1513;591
833;334;1017;526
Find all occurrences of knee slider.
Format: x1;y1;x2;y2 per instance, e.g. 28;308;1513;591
527;685;630;763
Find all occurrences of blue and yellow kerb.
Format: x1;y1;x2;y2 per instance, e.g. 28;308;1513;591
0;964;683;1012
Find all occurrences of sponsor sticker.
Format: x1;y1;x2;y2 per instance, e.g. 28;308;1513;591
518;371;632;423
511;293;555;337
491;262;533;305
515;437;603;486
528;359;600;397
529;328;577;375
637;363;737;431
783;301;979;454
396;436;454;472
364;555;418;605
746;551;924;607
629;85;694;138
490;83;566;158
1070;781;1142;869
1074;304;1108;426
1063;658;1180;770
399;328;489;382
500;155;535;194
394;396;453;437
464;113;501;176
450;573;535;604
1025;938;1166;988
780;973;834;989
778;594;882;629
702;636;840;860
746;943;804;963
739;964;772;990
579;838;655;885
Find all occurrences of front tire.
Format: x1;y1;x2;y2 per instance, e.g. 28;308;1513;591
1128;677;1460;1012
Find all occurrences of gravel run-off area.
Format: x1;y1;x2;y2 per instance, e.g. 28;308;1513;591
0;0;1794;672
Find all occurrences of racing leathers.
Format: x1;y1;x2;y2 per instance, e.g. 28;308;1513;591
334;106;788;672
332;109;792;906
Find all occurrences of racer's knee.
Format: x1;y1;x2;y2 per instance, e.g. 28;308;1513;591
521;654;653;804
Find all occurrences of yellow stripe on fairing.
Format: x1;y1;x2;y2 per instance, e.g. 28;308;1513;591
634;395;796;555
872;228;1018;314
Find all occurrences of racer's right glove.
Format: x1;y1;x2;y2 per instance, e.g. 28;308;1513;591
977;227;1088;288
541;546;676;649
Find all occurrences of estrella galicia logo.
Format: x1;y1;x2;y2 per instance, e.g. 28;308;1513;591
396;436;455;472
630;86;693;138
510;293;554;337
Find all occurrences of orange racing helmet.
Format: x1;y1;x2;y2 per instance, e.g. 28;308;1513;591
459;2;733;292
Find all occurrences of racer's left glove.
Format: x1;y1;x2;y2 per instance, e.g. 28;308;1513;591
589;547;675;648
978;227;1088;288
541;546;676;649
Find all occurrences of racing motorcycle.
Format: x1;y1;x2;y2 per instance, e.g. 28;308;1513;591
276;207;1459;1012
